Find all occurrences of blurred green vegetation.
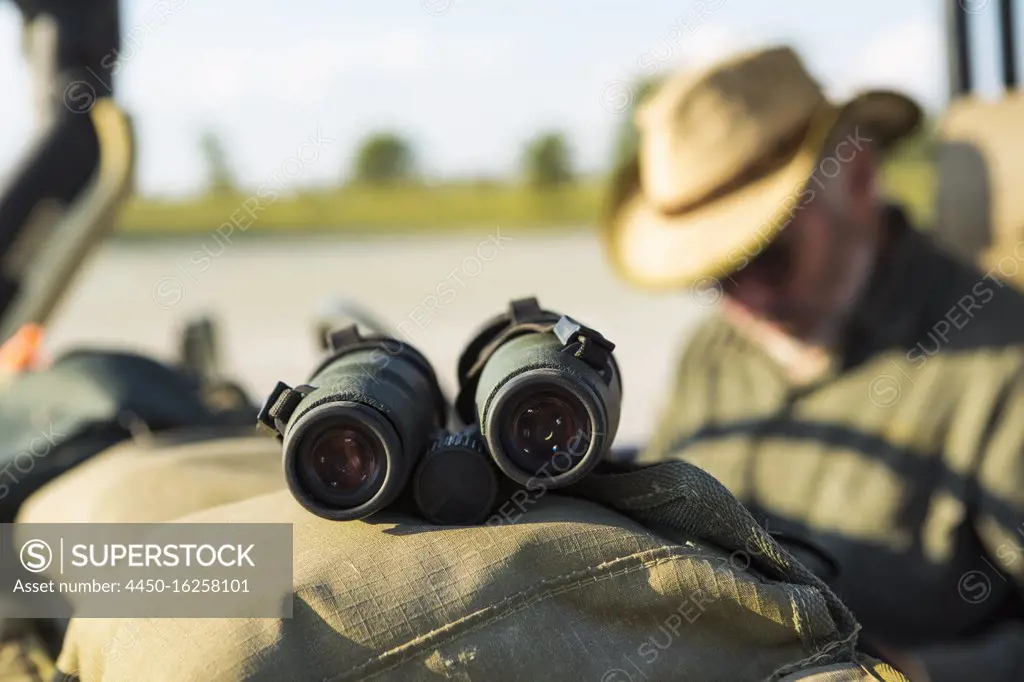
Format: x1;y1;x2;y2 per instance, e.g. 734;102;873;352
521;132;575;189
880;123;937;227
199;130;238;195
115;157;934;235
119;111;936;235
351;132;417;185
118;181;606;234
881;160;933;226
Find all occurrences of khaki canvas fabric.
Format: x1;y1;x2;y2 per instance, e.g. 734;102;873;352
53;468;908;682
16;431;284;525
776;662;906;681
640;207;1024;681
9;430;285;681
934;93;1024;282
0;626;57;682
13;422;909;680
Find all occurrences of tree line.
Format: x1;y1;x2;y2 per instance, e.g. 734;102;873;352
199;128;577;194
198;76;934;196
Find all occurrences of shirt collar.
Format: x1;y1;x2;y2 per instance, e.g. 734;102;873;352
838;204;937;370
720;204;940;392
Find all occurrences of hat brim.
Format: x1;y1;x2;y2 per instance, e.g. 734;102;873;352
603;90;923;290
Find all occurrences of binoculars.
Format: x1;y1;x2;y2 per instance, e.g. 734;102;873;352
256;297;621;525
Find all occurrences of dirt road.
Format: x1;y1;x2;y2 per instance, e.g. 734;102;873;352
45;228;712;445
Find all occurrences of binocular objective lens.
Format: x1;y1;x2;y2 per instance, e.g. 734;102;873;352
302;424;384;499
503;389;592;474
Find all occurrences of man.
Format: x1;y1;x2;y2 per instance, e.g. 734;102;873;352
604;45;1024;682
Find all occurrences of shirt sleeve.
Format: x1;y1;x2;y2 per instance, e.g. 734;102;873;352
914;624;1024;682
915;365;1024;682
973;363;1024;586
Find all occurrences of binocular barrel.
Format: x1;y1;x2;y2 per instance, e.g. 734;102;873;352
472;316;621;488
259;327;445;521
262;299;620;524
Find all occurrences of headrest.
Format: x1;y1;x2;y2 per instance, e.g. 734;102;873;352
934;94;1024;275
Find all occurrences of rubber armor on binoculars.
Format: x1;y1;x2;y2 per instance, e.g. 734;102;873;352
256;297;622;525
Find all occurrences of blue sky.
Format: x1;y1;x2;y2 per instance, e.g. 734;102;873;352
0;0;1019;197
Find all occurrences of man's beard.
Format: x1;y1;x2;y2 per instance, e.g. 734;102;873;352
723;210;880;360
817;210;879;344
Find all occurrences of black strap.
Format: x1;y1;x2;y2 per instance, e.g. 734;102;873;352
563;459;862;677
453;297;562;424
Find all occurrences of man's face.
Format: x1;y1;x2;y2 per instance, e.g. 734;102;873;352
720;162;880;346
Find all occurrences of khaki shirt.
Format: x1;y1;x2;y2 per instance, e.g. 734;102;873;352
642;206;1024;682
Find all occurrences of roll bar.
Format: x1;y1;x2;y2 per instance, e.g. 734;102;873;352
948;0;1018;98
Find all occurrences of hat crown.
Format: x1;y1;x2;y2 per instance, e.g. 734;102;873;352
636;45;826;211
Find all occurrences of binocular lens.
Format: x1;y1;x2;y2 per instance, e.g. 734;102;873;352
296;418;387;508
264;327;447;521
470;316;621;487
305;425;383;497
502;387;591;474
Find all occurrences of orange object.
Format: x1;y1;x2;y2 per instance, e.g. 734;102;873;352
0;323;46;373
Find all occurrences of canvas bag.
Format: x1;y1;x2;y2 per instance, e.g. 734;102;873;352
0;348;254;525
16;431;284;526
28;441;908;682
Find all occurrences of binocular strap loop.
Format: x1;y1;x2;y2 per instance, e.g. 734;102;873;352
564;459;861;676
454;321;557;423
257;381;308;437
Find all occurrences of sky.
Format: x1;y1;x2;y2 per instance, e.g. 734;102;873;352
0;0;1020;198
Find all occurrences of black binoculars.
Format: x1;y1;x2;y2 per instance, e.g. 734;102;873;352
257;297;622;525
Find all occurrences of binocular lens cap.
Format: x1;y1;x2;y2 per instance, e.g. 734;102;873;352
415;447;498;526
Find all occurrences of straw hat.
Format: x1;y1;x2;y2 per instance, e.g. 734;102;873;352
604;45;922;290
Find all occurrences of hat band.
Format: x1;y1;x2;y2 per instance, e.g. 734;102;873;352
651;102;841;218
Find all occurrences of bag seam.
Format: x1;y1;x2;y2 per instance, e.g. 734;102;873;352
766;609;860;681
327;544;837;682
